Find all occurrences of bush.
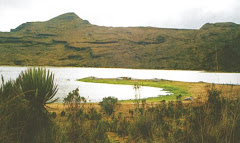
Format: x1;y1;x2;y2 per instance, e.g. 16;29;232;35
52;112;57;119
91;120;110;143
63;88;86;105
100;96;119;116
128;112;154;142
118;118;130;136
60;110;66;117
88;107;102;120
176;94;182;100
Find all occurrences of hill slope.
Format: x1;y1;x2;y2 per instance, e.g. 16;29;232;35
0;12;240;72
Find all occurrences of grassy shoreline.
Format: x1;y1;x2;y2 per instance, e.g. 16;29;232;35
78;77;240;102
78;77;211;102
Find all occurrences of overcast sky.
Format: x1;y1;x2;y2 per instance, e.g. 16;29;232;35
0;0;240;32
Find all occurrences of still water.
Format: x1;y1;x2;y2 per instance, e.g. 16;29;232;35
0;66;240;102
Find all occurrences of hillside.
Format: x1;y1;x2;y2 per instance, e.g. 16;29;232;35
0;12;240;72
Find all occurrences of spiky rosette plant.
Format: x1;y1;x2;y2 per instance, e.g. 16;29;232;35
16;68;58;142
17;68;58;106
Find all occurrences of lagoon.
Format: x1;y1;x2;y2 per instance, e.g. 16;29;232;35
0;66;240;102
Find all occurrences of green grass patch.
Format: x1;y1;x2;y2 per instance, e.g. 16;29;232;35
78;78;191;102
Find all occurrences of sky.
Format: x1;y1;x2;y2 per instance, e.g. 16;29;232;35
0;0;240;32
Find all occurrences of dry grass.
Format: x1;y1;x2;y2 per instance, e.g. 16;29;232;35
44;83;240;142
47;82;240;117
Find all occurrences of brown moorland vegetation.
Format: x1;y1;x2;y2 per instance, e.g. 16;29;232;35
0;13;240;72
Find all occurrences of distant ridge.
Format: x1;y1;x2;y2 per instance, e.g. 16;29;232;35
0;12;240;72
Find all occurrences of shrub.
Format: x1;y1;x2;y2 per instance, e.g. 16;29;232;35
128;113;154;142
117;118;130;136
60;110;66;117
91;120;110;142
118;112;122;119
52;112;57;119
176;94;182;100
88;107;102;120
63;88;86;106
100;96;119;116
129;109;134;118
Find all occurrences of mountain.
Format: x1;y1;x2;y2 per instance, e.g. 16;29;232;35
0;12;240;72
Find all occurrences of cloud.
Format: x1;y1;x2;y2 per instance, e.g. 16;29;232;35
0;0;32;9
0;0;240;31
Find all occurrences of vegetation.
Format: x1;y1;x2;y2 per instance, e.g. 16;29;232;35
0;68;58;142
1;69;240;142
60;110;66;117
100;96;120;116
1;11;240;142
79;77;204;102
0;13;240;72
124;85;240;142
63;88;109;143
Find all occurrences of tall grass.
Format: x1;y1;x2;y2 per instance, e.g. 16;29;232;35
0;78;27;142
124;85;240;142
